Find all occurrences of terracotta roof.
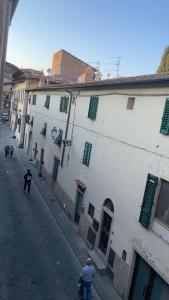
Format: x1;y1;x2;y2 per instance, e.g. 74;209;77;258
27;72;169;92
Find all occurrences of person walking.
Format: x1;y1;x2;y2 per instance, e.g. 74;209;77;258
79;258;95;300
9;145;15;157
24;169;32;194
4;145;9;157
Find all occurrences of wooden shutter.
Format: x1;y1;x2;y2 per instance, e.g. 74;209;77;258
88;96;99;120
160;98;169;135
139;174;158;228
60;97;64;112
44;95;50;109
83;142;92;166
32;95;36;105
64;97;69;113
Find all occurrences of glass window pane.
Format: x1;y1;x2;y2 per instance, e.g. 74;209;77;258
155;180;169;226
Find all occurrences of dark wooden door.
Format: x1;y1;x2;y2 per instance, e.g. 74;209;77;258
99;211;112;254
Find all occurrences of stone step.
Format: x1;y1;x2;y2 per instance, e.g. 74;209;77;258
88;249;106;270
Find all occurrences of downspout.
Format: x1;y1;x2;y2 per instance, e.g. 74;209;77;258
61;90;73;167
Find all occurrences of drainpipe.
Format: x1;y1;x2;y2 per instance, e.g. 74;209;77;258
61;90;73;167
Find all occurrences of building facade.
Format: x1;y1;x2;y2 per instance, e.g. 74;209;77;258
23;74;169;299
10;69;43;147
0;0;19;113
51;49;97;83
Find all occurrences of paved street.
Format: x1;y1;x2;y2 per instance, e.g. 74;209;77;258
0;123;101;300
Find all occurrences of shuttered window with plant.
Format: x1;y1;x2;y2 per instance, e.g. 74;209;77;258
88;96;99;120
160;98;169;135
83;142;92;166
44;95;50;109
60;96;69;113
139;173;158;228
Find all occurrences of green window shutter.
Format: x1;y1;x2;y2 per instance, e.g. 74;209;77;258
64;97;69;113
139;173;158;228
60;97;64;112
88;96;99;120
44;95;50;109
83;142;92;166
160;98;169;135
40;122;47;136
32;95;36;105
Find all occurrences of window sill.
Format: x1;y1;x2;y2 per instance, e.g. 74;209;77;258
151;218;169;246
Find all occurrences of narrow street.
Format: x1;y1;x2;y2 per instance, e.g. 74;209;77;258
0;123;101;300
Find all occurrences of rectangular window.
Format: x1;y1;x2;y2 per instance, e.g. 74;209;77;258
29;95;31;104
160;98;169;135
60;96;69;113
44;95;50;109
127;97;135;110
25;114;30;124
155;179;169;227
88;96;99;120
83;142;92;166
40;122;47;136
88;203;95;218
32;95;36;105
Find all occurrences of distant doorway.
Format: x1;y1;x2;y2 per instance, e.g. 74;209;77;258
99;211;112;254
74;191;84;225
52;157;60;181
39;148;44;177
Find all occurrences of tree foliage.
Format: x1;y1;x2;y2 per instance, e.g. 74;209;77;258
157;46;169;74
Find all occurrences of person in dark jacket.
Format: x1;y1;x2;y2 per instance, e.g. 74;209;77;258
4;145;9;157
24;169;32;194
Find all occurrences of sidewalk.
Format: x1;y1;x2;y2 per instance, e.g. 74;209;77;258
11;127;121;300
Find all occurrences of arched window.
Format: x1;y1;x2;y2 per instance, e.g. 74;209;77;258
103;198;114;213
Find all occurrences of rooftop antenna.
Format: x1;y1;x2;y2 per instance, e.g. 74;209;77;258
109;56;121;77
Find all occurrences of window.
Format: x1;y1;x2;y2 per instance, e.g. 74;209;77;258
41;122;47;136
30;117;34;127
139;173;158;228
88;96;99;120
29;95;31;104
160;98;169;135
83;142;92;166
155;179;169;227
88;203;95;218
32;95;36;105
25;114;30;124
127;97;135;110
44;95;50;109
60;96;69;113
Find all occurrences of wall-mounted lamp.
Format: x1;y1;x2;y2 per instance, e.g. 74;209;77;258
51;126;72;147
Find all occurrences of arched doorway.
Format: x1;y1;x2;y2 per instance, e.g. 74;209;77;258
99;198;114;255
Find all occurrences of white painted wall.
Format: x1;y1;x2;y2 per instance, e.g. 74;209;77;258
25;86;169;291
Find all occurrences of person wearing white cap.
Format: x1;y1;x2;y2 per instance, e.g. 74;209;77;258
79;257;95;300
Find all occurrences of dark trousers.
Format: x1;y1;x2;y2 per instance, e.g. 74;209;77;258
24;181;31;193
79;281;92;300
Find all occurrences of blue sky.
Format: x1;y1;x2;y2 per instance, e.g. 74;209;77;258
7;0;169;78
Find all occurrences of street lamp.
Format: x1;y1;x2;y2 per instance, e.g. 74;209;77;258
51;126;57;140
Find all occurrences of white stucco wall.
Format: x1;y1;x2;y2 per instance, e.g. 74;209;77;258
25;86;169;293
